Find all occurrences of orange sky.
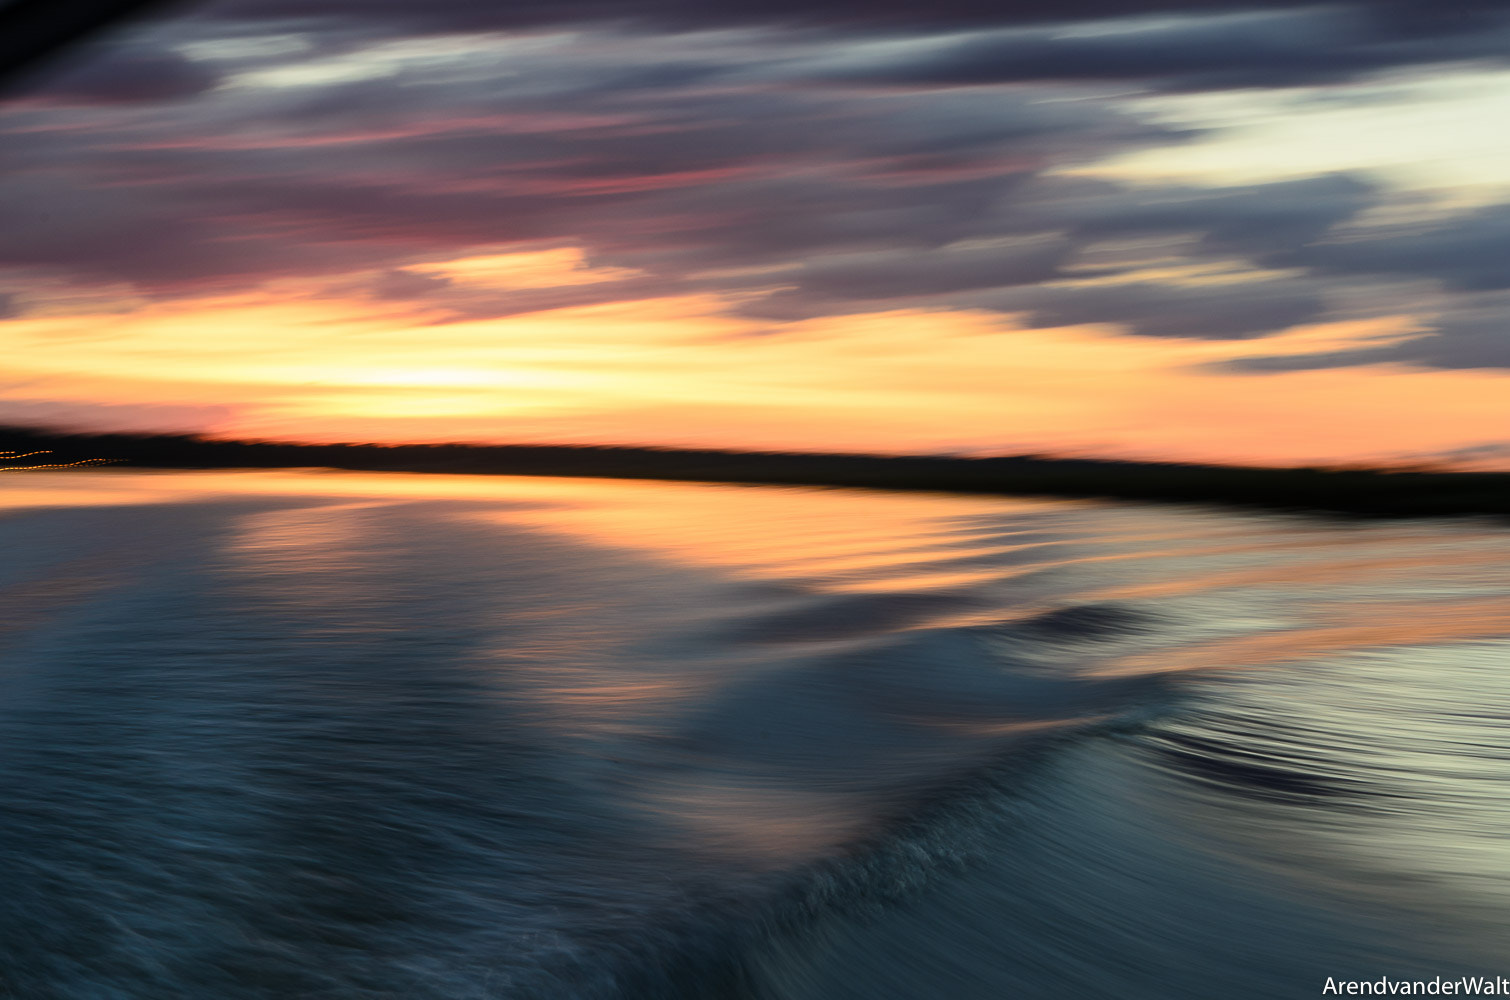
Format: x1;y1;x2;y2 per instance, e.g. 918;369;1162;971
5;8;1510;467
3;245;1505;466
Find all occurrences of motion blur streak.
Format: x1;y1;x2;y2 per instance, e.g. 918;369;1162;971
2;470;1508;998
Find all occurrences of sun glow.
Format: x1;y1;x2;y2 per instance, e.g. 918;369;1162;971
1;246;1506;467
408;248;639;289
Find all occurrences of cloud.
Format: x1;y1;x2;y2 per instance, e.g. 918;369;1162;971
1211;207;1510;370
1041;174;1379;259
0;42;1185;297
0;36;1395;335
21;46;223;104
716;175;1369;327
1275;205;1510;292
981;277;1330;340
732;238;1074;320
196;0;1510;39
200;0;1257;35
176;0;1510;99
369;268;453;300
1224;293;1510;371
0;0;1506;366
806;9;1510;92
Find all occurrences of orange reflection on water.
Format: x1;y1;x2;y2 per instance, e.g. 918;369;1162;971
468;477;1060;591
1088;537;1510;604
0;468;573;511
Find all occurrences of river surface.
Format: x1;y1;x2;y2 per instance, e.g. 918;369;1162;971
3;470;1509;998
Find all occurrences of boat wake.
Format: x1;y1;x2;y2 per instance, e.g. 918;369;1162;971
2;471;1509;998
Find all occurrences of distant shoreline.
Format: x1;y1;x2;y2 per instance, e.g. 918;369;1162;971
3;426;1508;520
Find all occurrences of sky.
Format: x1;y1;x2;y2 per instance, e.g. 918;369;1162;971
3;0;1510;466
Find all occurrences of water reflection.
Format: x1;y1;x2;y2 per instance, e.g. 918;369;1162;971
2;470;1509;998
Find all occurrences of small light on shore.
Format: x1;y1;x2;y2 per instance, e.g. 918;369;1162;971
0;449;111;472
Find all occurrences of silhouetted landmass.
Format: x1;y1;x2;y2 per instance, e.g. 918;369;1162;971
4;425;1508;520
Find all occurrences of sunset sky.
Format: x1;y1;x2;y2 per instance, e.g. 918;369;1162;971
3;0;1510;466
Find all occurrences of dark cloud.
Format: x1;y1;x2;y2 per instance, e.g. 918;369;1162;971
0;292;19;319
731;239;1074;320
980;277;1329;339
3;0;1509;373
1207;205;1510;374
808;9;1510;92
196;0;1510;39
1274;205;1510;291
0;42;1387;333
116;0;1507;115
1042;174;1379;260
0;54;1181;294
171;0;1510;102
733;272;1331;338
22;46;222;104
0;170;404;289
198;0;1263;35
716;175;1367;327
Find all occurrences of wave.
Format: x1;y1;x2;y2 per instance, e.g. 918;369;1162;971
4;472;1510;998
525;615;1181;998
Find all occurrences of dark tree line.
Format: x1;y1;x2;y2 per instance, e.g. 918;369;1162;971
4;424;1508;519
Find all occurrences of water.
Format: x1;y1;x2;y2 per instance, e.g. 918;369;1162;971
2;470;1509;998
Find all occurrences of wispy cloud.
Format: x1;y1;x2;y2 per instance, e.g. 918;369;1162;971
3;0;1509;462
